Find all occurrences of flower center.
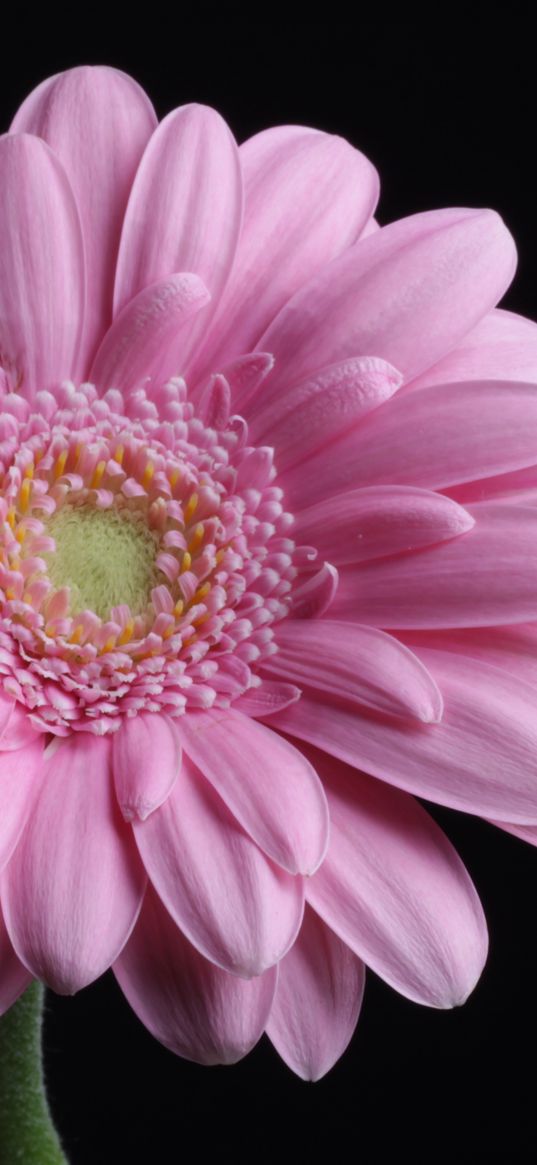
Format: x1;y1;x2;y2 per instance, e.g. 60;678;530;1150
44;504;159;621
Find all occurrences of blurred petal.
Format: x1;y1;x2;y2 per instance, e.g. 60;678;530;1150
0;902;32;1016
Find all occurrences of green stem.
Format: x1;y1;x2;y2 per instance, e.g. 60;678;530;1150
0;981;68;1163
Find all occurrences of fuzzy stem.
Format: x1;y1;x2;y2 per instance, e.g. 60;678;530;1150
0;981;68;1163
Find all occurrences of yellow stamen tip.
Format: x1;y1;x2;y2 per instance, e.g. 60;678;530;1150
6;510;15;529
19;479;32;513
69;625;84;645
174;599;184;618
184;493;198;523
102;636;117;653
113;444;124;465
54;450;68;480
188;522;205;554
90;460;107;490
117;620;135;646
180;551;192;573
142;461;155;488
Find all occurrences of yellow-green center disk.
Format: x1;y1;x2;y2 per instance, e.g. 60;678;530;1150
44;504;159;620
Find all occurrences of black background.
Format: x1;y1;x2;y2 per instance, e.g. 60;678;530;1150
1;13;536;1163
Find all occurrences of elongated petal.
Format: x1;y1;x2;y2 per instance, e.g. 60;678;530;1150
2;735;146;993
0;903;32;1016
409;307;537;390
114;103;242;372
266;620;443;722
133;754;304;977
176;709;329;875
11;65;157;373
271;652;537;823
0;740;44;872
266;905;365;1080
193;125;379;378
90;272;210;392
304;749;488;1006
400;625;537;689
280;380;537;510
249;357;402;470
114;885;277;1065
294;486;474;565
331;503;537;628
256;207;516;403
488;820;537;846
113;713;181;822
0;133;84;395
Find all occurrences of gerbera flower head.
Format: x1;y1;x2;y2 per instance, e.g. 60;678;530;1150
1;64;536;1080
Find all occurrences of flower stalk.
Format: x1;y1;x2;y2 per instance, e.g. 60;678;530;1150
0;981;68;1164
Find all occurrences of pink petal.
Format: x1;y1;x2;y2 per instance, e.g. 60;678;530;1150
304;748;488;1006
2;735;146;993
113;103;242;373
488;820;537;846
11;65;157;373
0;738;44;872
133;754;304;977
280;380;537;510
266;905;365;1081
112;713;182;822
0;133;84;396
331;503;537;628
249;356;402;470
0;902;32;1016
271;651;537;823
114;885;277;1065
256;207;516;401
409;307;537;390
177;709;329;875
90;272;210;393
232;679;301;718
288;562;339;620
266;620;443;722
294;486;474;565
400;624;537;690
0;696;41;751
192;125;379;378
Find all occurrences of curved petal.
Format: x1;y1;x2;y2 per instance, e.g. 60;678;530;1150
280;380;537;510
293;486;475;565
114;884;277;1065
11;65;157;373
231;679;301;719
133;754;304;977
192;125;379;379
112;712;182;822
176;709;329;875
270;652;537;823
0;903;32;1016
113;103;242;375
266;905;365;1080
90;272;210;392
0;738;44;872
2;735;146;993
0;133;85;395
331;503;537;628
255;207;516;406
400;625;537;690
488;819;537;846
266;620;443;722
304;748;488;1007
249;356;402;470
409;307;537;390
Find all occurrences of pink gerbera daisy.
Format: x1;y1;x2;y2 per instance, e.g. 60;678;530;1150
1;64;537;1082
